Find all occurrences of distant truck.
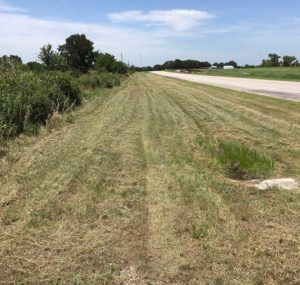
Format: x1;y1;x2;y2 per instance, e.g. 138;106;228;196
223;65;234;70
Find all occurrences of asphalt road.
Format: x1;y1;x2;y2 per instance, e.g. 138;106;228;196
151;71;300;102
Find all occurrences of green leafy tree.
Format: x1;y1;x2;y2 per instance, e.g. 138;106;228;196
26;61;45;72
95;52;127;74
268;53;281;67
39;44;66;70
58;34;94;73
282;55;298;67
111;60;127;74
8;55;22;65
261;59;271;67
225;60;238;68
95;53;116;72
0;55;22;68
153;64;163;71
38;44;55;68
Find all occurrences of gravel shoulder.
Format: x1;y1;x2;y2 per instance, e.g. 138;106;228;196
152;71;300;101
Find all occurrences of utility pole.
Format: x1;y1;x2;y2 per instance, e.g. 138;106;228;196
121;52;123;62
140;54;143;67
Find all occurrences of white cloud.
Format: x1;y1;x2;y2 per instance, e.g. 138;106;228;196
0;6;226;65
109;9;215;31
0;1;26;13
5;4;292;66
0;10;175;65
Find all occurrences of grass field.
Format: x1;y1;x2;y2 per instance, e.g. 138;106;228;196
0;73;300;284
187;67;300;81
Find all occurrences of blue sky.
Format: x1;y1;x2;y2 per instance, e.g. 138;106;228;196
1;0;300;66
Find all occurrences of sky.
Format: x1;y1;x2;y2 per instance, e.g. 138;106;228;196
0;0;300;66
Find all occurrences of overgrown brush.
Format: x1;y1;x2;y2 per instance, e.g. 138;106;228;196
79;73;121;89
0;71;81;137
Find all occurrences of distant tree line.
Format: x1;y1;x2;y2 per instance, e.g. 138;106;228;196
2;43;299;73
146;54;299;71
1;34;128;74
261;53;299;67
211;61;238;68
153;59;211;71
138;59;239;71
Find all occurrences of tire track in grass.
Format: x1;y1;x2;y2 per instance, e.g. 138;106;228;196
139;74;235;284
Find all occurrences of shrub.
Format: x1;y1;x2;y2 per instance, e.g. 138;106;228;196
79;73;121;89
0;71;80;137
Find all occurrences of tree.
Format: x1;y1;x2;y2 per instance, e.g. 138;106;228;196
111;61;127;74
38;44;66;70
94;52;127;74
268;53;281;67
282;55;298;67
225;60;238;68
95;53;116;72
58;34;95;73
153;64;163;71
261;59;272;67
8;55;22;65
27;61;45;72
244;64;255;68
39;44;55;68
0;55;22;68
161;59;211;70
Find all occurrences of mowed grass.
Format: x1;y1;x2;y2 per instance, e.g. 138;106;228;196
0;73;299;284
189;67;300;81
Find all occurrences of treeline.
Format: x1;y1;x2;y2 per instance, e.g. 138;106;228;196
153;59;211;70
261;53;299;67
0;34;128;74
135;59;239;71
0;34;128;139
135;54;300;72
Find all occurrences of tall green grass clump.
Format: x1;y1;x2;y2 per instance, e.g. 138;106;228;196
79;73;121;89
0;71;81;137
217;141;274;179
199;138;275;180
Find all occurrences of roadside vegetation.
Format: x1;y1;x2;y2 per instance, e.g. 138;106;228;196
0;71;80;137
0;73;299;284
0;34;128;139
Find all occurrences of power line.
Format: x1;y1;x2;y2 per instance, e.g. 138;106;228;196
54;0;76;22
140;54;143;67
72;0;89;26
54;0;92;40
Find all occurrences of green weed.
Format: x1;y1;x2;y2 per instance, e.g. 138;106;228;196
199;138;275;179
217;141;274;179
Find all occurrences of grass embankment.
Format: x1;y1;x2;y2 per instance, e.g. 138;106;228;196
188;67;300;81
0;73;299;284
